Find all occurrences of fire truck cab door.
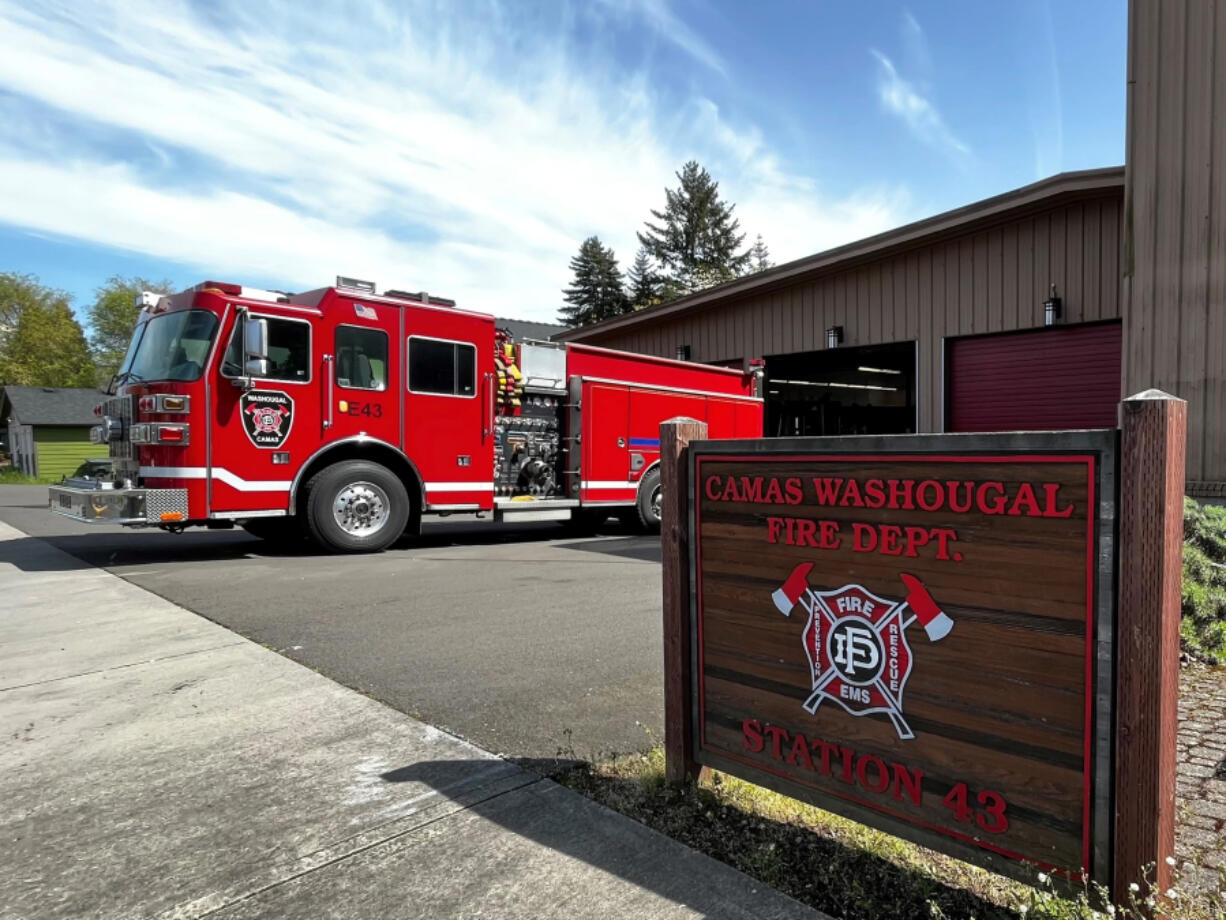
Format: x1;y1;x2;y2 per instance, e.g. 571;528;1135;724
327;308;400;450
211;311;320;514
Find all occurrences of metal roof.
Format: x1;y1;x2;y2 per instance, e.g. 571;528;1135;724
557;166;1125;341
1;386;102;426
496;317;566;342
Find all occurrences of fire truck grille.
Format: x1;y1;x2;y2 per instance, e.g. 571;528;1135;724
145;489;189;523
102;395;136;462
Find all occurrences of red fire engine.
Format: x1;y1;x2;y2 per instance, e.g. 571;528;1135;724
50;278;763;552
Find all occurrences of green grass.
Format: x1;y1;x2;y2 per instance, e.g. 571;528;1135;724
0;468;57;485
557;747;1226;919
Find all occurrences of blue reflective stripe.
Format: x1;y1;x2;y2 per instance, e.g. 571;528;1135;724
629;437;661;448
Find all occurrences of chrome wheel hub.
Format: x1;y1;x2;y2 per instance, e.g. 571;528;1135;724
650;486;663;522
333;481;390;536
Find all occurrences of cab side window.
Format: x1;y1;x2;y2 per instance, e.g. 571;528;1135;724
408;337;476;396
222;316;312;383
336;326;388;391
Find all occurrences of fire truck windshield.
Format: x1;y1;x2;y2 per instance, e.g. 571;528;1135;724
119;309;219;384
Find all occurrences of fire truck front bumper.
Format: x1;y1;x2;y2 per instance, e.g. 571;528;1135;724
49;482;190;525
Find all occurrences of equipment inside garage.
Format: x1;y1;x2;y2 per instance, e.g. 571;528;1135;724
946;321;1122;432
765;342;916;437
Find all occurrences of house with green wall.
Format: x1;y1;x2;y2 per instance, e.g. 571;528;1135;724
1;387;103;480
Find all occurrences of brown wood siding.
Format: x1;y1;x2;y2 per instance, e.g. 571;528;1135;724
583;193;1124;435
1123;0;1226;485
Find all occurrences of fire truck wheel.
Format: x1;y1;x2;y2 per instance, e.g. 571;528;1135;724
635;467;662;532
304;460;410;553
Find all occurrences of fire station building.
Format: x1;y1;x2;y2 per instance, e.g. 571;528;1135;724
557;0;1226;497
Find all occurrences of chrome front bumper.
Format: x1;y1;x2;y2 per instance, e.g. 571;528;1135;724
49;483;189;525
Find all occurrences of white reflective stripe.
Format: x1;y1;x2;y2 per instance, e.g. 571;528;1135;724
214;468;292;492
142;466;206;479
425;482;495;492
581;481;636;490
427;503;482;511
141;467;292;492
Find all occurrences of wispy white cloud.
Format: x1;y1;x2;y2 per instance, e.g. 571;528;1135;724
0;0;907;321
871;42;970;161
595;0;727;77
1030;0;1064;178
900;10;931;75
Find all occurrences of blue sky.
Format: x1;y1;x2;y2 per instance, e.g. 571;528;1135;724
0;0;1126;324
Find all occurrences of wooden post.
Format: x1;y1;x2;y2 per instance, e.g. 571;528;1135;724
1115;390;1185;908
661;417;707;784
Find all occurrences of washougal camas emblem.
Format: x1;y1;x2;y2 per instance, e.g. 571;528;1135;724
239;390;294;448
771;563;955;740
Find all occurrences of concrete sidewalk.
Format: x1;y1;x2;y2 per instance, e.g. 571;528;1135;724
0;521;823;920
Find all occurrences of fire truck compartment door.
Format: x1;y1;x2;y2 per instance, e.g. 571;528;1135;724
627;387;704;480
580;383;632;502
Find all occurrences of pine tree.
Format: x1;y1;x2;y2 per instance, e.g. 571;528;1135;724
558;236;629;327
637;161;751;300
626;246;660;311
750;234;772;273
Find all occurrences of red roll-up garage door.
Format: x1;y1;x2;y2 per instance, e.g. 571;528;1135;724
946;322;1122;432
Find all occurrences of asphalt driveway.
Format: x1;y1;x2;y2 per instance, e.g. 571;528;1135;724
0;485;664;764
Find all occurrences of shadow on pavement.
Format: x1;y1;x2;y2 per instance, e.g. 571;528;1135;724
0;518;663;572
375;758;818;920
554;536;662;562
499;761;1016;920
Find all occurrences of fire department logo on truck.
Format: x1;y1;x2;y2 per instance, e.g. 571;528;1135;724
771;563;955;740
240;390;294;448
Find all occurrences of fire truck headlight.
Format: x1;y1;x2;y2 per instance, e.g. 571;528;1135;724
139;395;190;414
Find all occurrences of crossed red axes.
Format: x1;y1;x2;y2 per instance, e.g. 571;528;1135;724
771;563;954;740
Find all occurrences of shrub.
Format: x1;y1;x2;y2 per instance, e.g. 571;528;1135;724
1182;497;1226;663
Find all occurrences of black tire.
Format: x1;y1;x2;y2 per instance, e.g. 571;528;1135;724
240;517;306;544
303;460;410;553
635;467;662;532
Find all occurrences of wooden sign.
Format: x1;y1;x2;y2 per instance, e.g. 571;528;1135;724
684;432;1117;883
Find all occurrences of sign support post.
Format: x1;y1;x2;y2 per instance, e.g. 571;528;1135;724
661;417;707;784
1114;390;1185;905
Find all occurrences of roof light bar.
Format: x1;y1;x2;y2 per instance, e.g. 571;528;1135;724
337;276;377;293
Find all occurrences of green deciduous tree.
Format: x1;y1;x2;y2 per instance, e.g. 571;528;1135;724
0;274;97;387
89;275;174;384
637;161;751;300
558;236;629;327
0;272;68;340
626;246;661;311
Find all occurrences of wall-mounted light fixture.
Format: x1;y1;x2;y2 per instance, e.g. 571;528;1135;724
1043;283;1062;326
675;344;691;361
826;325;844;349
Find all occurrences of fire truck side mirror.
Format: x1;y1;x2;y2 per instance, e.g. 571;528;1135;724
230;315;270;388
244;316;269;362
